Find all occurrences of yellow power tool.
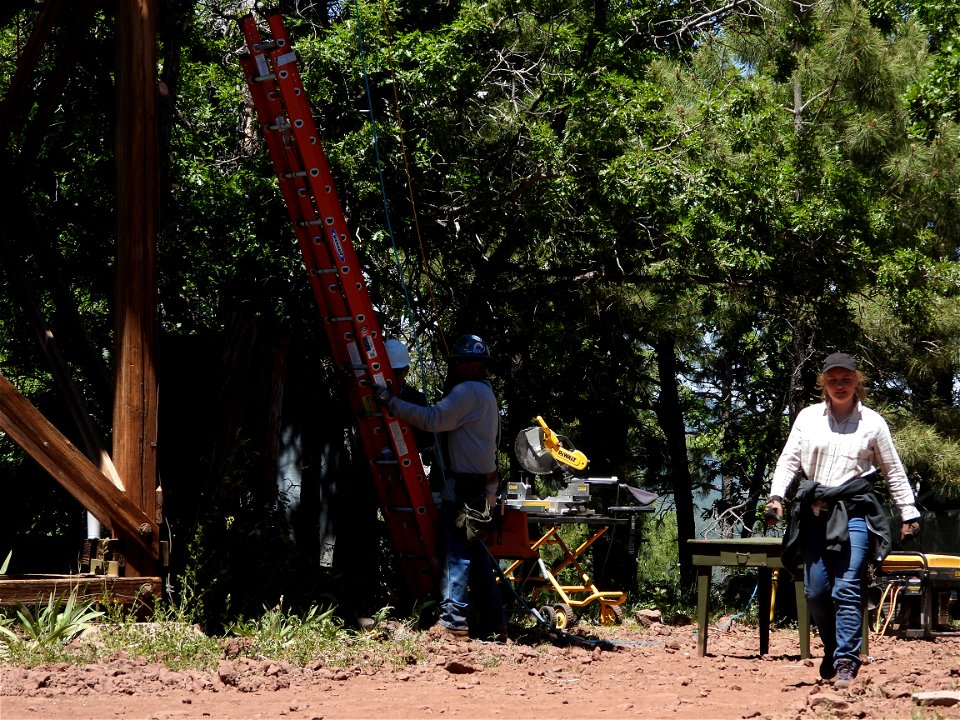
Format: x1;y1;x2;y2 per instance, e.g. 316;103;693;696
535;415;588;471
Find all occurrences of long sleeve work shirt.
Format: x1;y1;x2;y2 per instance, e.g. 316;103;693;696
387;379;500;478
770;400;919;521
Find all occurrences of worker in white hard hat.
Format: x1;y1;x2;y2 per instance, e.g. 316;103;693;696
383;339;434;467
384;338;412;374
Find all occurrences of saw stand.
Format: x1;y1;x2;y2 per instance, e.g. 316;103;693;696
485;419;657;628
489;504;653;628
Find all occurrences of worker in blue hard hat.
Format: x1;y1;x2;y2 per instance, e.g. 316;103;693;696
373;333;505;641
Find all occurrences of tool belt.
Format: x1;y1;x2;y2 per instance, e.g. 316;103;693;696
450;471;500;540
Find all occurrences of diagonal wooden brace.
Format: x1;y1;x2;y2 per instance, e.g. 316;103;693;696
0;374;159;560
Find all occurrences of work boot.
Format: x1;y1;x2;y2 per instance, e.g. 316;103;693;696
427;623;469;641
834;660;856;689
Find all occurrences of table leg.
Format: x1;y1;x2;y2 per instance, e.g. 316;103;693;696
696;566;710;657
862;603;870;656
758;567;771;655
795;576;810;659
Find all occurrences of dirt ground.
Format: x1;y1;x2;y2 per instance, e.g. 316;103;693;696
2;618;959;720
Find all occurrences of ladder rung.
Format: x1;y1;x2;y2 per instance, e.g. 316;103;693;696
253;73;276;83
311;267;337;275
328;315;352;322
275;51;298;67
298;219;323;227
281;171;307;179
252;41;278;52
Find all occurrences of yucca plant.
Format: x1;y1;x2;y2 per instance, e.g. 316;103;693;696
15;587;104;649
0;611;17;654
0;550;17;655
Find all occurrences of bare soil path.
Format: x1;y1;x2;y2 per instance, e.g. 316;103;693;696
2;623;959;720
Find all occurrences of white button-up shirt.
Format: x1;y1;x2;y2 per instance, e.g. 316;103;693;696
770;400;919;521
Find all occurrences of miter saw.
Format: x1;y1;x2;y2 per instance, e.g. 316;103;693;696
488;416;658;627
507;416;649;514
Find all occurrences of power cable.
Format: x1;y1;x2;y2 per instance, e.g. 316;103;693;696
351;0;449;479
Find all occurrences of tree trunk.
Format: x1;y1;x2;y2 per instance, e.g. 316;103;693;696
653;332;696;591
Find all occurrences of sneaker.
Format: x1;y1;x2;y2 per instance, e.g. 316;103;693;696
834;660;856;689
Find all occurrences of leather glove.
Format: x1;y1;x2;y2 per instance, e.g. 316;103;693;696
371;384;393;407
764;498;783;526
900;520;920;541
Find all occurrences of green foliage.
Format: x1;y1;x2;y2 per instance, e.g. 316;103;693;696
0;608;17;656
890;415;960;499
174;455;303;632
633;510;692;619
227;598;345;665
83;601;223;672
0;0;958;612
9;588;103;651
0;592;423;671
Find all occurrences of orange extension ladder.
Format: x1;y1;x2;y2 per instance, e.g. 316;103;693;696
238;11;438;601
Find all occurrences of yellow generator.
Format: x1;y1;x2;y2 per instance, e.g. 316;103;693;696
874;551;960;638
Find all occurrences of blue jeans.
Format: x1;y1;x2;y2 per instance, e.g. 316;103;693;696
804;514;869;671
438;502;504;635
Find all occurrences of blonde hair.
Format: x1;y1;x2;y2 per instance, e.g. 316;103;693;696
817;370;867;403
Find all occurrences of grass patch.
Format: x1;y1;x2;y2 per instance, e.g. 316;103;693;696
0;593;428;672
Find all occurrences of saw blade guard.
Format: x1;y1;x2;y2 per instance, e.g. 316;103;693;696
514;426;557;475
514;417;588;476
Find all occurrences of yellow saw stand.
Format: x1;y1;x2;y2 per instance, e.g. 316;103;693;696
486;415;656;629
485;507;632;627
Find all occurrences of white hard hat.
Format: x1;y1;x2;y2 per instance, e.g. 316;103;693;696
384;338;411;369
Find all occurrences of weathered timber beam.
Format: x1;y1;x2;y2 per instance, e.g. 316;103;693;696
0;574;161;607
19;0;102;167
0;374;159;560
0;229;122;489
114;0;160;559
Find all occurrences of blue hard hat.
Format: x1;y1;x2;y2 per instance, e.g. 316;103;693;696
448;334;491;361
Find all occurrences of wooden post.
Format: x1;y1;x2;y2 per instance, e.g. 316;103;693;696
114;0;160;576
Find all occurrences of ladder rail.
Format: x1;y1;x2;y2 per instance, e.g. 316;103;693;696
238;53;339;325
